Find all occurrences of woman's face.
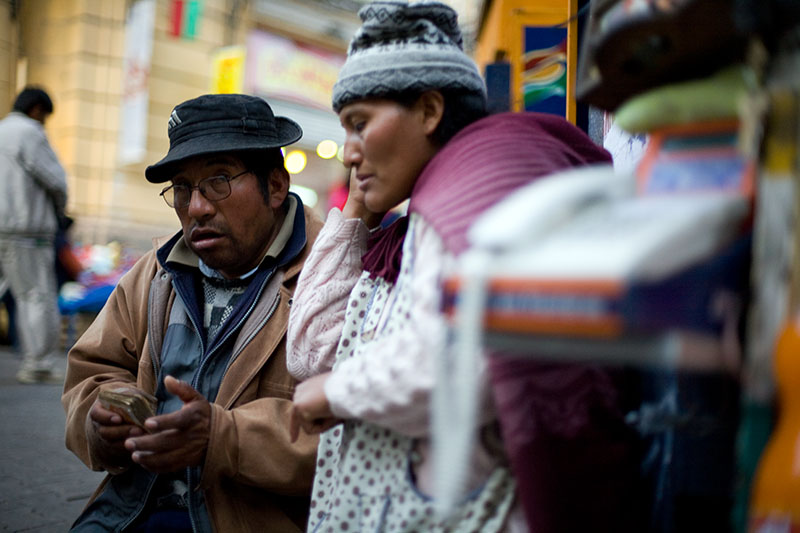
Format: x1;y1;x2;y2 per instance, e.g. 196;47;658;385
339;97;441;214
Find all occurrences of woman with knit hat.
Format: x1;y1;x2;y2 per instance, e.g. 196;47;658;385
286;1;639;531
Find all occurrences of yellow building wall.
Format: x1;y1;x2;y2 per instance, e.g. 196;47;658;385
0;1;18;112
110;0;238;246
15;0;243;248
475;0;577;121
18;0;136;244
11;0;351;250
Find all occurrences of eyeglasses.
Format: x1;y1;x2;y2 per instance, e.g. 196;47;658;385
160;170;251;209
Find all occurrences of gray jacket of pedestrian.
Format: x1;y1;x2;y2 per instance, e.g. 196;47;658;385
0;111;67;238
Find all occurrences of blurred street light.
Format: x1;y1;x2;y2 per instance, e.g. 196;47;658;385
285;150;308;174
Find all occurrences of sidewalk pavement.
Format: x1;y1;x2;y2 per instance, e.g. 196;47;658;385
0;345;104;532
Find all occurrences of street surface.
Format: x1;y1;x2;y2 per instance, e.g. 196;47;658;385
0;346;104;532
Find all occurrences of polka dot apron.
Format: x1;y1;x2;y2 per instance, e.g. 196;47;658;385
308;261;515;532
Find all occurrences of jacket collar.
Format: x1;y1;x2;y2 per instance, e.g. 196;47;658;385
7;111;44;130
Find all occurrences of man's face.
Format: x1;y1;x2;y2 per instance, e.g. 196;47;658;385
171;154;289;279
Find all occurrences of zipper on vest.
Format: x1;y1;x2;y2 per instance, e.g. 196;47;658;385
191;269;272;392
181;271;281;531
147;271;172;380
187;466;200;533
222;287;281;379
181;269;277;530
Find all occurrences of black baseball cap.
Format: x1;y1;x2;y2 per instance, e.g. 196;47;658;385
145;93;302;183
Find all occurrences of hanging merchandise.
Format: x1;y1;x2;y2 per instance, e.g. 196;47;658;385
749;315;800;532
635;120;755;197
746;32;800;533
613;64;752;135
438;157;753;530
436;3;764;530
576;0;749;112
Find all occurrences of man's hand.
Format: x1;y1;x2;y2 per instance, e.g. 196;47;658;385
289;372;340;442
124;376;211;474
87;391;145;470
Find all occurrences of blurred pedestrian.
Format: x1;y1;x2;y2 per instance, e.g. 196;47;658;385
62;94;323;532
286;1;618;531
0;86;68;384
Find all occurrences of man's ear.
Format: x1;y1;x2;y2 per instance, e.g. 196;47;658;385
268;167;290;209
417;90;445;137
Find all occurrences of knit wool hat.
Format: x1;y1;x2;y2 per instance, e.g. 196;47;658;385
331;1;487;112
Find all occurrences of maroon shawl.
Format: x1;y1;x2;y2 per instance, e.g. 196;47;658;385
362;111;611;281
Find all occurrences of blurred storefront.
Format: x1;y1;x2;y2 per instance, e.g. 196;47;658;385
474;0;580;122
0;0;360;251
0;0;484;252
240;24;349;211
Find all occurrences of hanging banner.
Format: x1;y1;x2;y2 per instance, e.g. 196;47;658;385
522;25;568;117
245;30;345;111
211;46;245;94
118;0;156;165
169;0;203;39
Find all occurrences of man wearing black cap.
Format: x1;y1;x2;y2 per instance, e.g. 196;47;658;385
62;94;323;532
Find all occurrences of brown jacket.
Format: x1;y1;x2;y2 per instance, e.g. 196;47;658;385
62;206;323;532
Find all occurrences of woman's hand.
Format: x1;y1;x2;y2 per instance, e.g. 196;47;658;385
341;167;385;229
289;372;341;442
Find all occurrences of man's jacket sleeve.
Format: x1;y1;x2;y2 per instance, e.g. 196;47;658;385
201;397;318;496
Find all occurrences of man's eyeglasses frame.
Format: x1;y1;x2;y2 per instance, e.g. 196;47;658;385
159;170;251;209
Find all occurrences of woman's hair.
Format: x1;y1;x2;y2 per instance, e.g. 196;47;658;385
390;88;488;147
234;149;287;204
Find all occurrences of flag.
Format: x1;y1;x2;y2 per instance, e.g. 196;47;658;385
169;0;202;39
